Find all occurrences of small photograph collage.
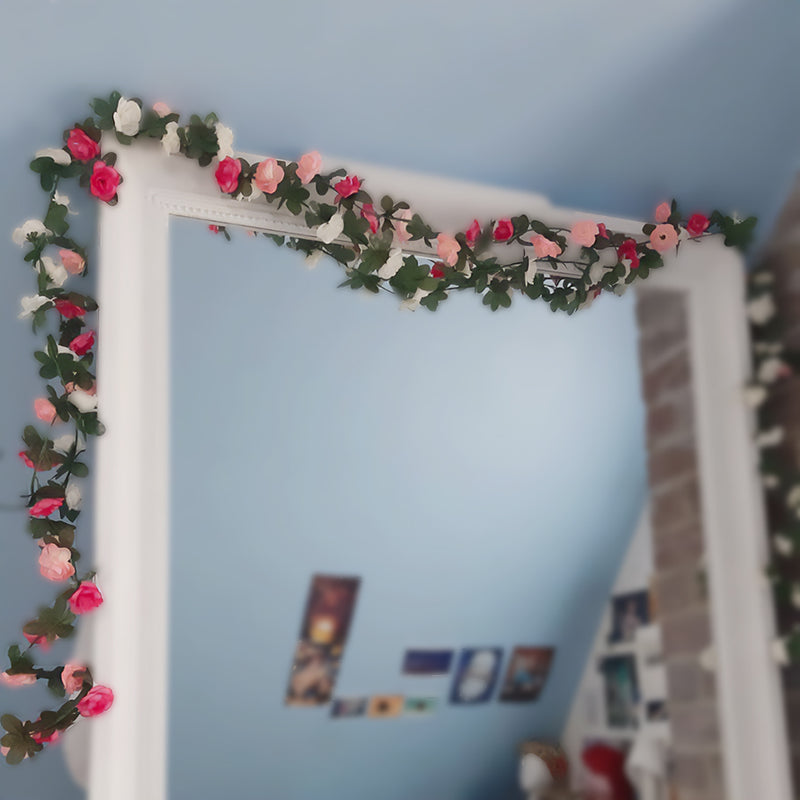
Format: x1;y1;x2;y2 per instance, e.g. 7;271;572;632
284;575;556;720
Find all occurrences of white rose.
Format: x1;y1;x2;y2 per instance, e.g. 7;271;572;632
12;219;49;246
18;295;51;319
747;294;776;325
35;147;71;166
215;123;234;161
113;97;142;137
774;535;794;557
377;249;404;280
57;345;78;361
587;261;605;286
699;646;716;672
41;256;68;288
772;638;789;666
758;357;785;384
65;482;82;511
161;121;181;156
400;287;431;311
317;213;345;245
461;261;473;279
53;190;71;208
53;433;84;454
68;390;98;413
763;474;780;490
525;260;538;285
756;426;784;448
743;385;767;408
787;485;800;509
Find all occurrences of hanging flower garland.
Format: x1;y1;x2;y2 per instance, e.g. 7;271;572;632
0;90;757;764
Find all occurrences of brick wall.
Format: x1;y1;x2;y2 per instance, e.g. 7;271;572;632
754;173;800;794
636;289;725;800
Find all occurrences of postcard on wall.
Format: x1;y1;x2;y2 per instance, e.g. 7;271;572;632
285;574;361;706
449;648;503;705
331;697;368;719
368;695;405;718
608;590;650;644
499;646;555;702
404;697;437;716
599;654;639;729
402;649;454;675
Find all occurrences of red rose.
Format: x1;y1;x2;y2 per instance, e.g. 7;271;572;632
597;223;609;239
69;582;104;615
686;213;710;237
77;685;114;717
617;238;640;269
431;262;445;279
66;128;100;162
465;219;481;247
493;219;514;242
334;175;361;200
89;162;120;202
208;225;220;234
361;203;379;234
32;729;60;745
214;157;241;194
69;330;95;356
18;451;34;469
54;299;85;319
30;497;64;518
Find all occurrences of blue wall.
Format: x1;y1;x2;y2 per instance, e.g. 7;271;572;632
1;1;800;797
167;220;645;800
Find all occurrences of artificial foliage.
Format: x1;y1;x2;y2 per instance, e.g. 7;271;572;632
1;91;758;763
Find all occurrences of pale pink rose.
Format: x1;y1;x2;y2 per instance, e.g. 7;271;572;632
77;685;114;717
34;398;58;424
38;543;75;582
531;234;562;259
61;663;87;695
654;202;671;223
0;671;37;687
64;380;97;396
152;102;172;117
254;158;285;194
570;220;599;248
296;151;322;184
436;234;460;266
59;249;85;275
393;208;413;244
649;224;679;253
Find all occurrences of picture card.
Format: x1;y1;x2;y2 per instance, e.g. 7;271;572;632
500;646;555;702
368;695;404;718
285;574;361;706
402;649;454;675
331;697;368;718
599;654;639;729
404;697;437;716
450;648;503;704
608;589;650;644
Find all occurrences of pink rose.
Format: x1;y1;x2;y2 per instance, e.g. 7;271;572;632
18;451;34;469
393;208;412;244
66;128;100;162
32;729;60;745
430;262;446;279
617;238;640;268
89;162;120;202
69;330;95;356
69;582;104;615
686;213;710;237
296;151;322;184
493;219;514;242
654;202;671;223
24;632;53;652
570;220;599;248
214;157;241;194
77;685;114;717
0;671;37;688
531;234;562;259
30;497;64;517
649;224;679;253
59;249;85;275
61;663;87;695
597;223;609;239
254;158;285;194
54;299;85;319
361;203;379;234
465;219;481;248
34;398;58;424
152;102;172;117
436;233;460;266
38;543;75;582
64;380;96;396
334;175;361;200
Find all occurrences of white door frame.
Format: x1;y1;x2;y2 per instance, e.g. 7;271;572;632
84;139;791;800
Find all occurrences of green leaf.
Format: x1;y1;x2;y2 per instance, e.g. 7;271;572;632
405;214;436;243
1;715;23;735
44;202;69;236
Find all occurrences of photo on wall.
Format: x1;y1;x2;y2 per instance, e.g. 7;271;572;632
599;654;639;729
368;695;405;719
608;589;650;644
331;697;368;719
449;648;503;705
402;649;453;675
499;646;555;702
285;574;361;706
404;697;437;716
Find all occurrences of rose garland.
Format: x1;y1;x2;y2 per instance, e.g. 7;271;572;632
0;90;757;764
